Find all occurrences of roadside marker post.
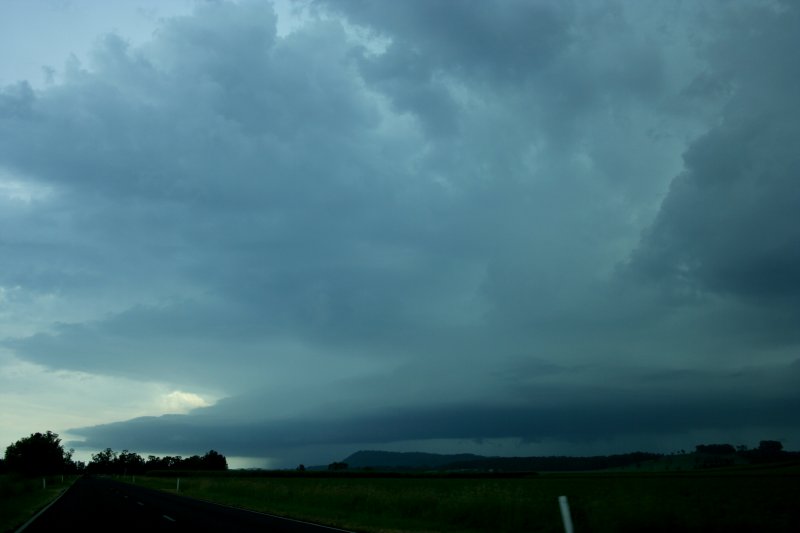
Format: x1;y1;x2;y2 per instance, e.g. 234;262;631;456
42;478;46;490
558;495;574;533
177;477;180;493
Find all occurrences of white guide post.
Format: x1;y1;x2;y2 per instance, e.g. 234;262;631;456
558;495;574;533
176;477;180;493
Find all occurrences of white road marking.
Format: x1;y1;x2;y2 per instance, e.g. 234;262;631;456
137;501;144;506
163;515;176;522
190;496;355;532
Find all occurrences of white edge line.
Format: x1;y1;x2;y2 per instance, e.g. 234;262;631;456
14;480;73;533
162;514;176;522
187;495;355;532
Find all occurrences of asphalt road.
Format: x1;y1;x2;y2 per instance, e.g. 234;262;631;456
21;476;354;532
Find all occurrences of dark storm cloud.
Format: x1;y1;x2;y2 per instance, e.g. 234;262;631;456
631;2;800;307
318;0;572;79
3;0;511;382
3;0;688;382
5;301;271;384
0;81;35;118
316;0;574;136
0;1;455;374
3;0;799;460
319;0;676;146
71;358;800;460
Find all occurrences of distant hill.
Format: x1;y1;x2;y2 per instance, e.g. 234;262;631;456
340;450;663;472
326;443;800;473
342;450;485;470
444;452;662;472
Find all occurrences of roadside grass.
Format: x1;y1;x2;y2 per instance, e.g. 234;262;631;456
125;466;800;533
0;474;75;533
607;453;704;472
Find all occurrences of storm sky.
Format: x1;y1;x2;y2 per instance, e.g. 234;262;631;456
1;0;798;468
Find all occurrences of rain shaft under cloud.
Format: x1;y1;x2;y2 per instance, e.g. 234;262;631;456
1;0;798;466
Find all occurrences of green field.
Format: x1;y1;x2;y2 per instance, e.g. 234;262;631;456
125;464;800;532
0;475;75;533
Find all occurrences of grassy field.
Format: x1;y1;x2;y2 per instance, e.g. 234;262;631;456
125;463;800;532
0;474;75;533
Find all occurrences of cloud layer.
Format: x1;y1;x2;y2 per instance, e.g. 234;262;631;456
1;0;798;465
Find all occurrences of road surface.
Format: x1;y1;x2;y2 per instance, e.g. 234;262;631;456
21;476;353;532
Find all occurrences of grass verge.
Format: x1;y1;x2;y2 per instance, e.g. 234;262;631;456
123;465;800;533
0;475;75;533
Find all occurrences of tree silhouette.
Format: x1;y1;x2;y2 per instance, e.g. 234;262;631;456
758;440;783;454
87;448;117;474
201;450;228;470
4;431;73;476
117;450;146;474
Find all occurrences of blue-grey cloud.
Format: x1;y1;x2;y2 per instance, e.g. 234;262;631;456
2;0;798;461
70;358;800;463
630;2;800;312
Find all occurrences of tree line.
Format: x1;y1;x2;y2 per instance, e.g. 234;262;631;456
86;447;227;474
1;430;227;477
692;440;790;468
